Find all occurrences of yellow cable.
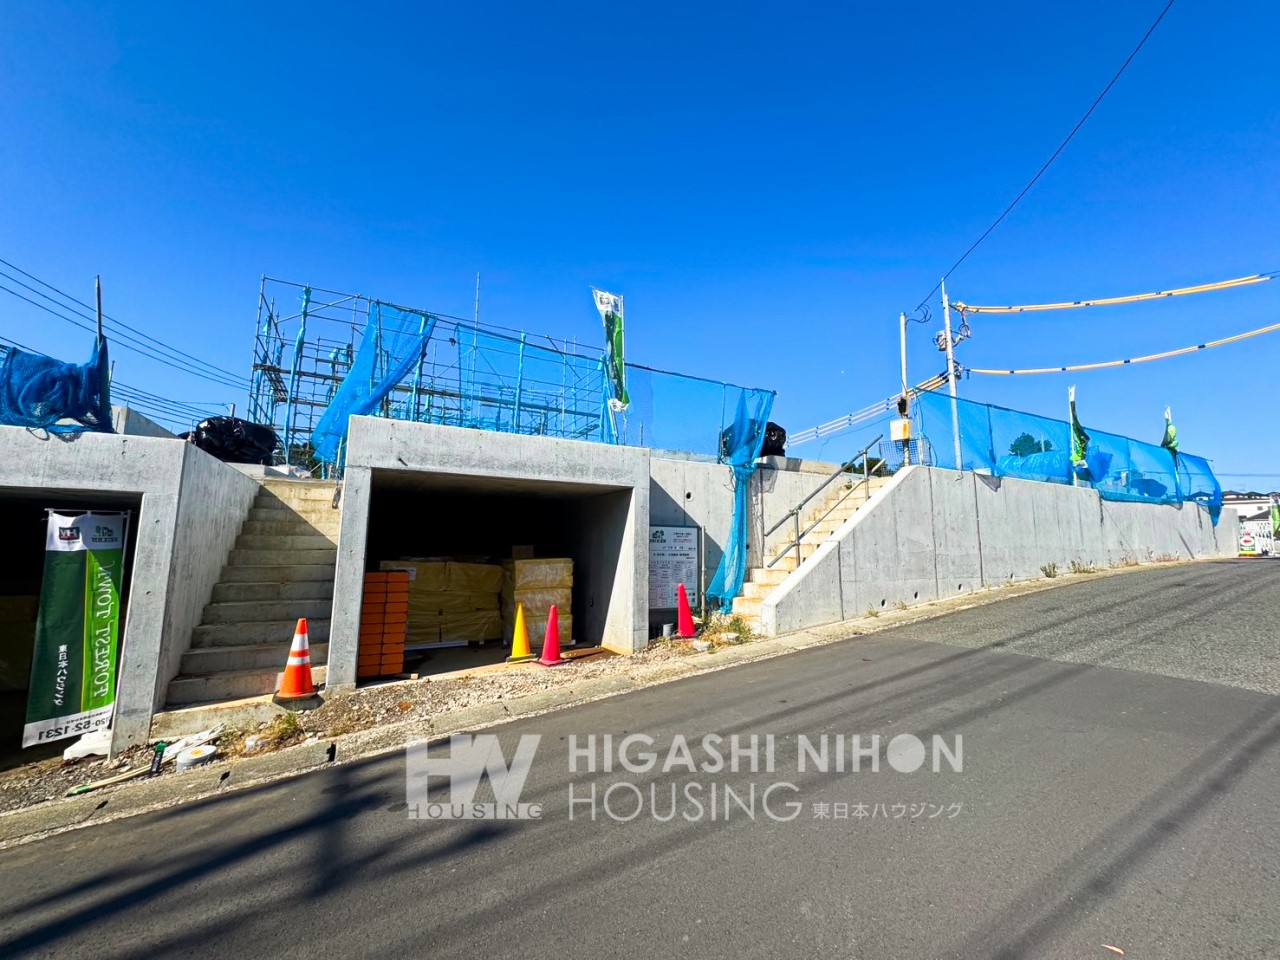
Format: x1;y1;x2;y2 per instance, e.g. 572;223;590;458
968;320;1280;376
953;274;1270;315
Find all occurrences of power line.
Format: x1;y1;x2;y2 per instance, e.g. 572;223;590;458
0;257;247;385
914;0;1177;311
0;280;247;391
967;318;1280;376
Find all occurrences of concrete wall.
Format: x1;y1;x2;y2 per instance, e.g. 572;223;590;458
330;418;653;687
649;454;839;614
157;447;260;704
762;466;1240;636
0;428;257;751
111;406;176;439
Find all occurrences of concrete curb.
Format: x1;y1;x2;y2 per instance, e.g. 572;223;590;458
0;557;1220;848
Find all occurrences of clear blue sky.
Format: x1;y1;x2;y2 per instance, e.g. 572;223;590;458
2;2;1277;483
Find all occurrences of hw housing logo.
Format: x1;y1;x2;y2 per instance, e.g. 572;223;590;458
406;734;542;820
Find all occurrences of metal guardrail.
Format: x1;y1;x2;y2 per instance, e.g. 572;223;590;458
764;434;884;570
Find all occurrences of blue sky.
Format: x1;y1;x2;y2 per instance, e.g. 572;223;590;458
2;2;1278;483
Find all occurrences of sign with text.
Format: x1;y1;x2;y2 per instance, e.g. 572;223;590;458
649;526;699;609
24;512;126;747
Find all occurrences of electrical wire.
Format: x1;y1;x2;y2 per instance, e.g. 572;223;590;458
914;0;1177;312
953;273;1271;315
967;319;1280;375
0;280;247;391
0;257;247;384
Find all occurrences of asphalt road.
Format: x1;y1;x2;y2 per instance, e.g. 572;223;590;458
2;559;1278;959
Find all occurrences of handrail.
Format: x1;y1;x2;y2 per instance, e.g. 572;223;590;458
764;434;884;569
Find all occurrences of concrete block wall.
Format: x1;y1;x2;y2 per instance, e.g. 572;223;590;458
762;466;1239;636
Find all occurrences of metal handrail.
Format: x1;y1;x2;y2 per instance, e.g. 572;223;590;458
764;434;884;569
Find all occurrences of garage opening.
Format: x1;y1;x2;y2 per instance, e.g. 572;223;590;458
0;490;140;771
362;470;633;680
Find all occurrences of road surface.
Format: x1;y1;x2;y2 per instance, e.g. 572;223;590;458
2;559;1277;959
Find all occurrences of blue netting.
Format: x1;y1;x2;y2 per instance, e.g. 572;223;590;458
0;338;113;433
914;390;1222;522
311;302;437;462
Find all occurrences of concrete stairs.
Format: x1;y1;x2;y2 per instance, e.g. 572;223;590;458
165;480;341;707
730;475;891;626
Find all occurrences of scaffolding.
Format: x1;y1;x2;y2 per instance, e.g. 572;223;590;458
248;277;615;470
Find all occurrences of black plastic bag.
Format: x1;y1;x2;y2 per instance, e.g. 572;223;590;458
187;416;278;465
761;421;787;457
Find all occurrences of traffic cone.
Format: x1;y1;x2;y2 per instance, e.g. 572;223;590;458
507;603;536;663
536;604;568;667
274;618;317;702
677;584;697;638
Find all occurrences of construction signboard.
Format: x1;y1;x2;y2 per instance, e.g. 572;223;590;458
23;512;126;748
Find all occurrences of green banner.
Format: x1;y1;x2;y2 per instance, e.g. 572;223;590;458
23;512;126;748
592;288;629;411
1068;386;1090;472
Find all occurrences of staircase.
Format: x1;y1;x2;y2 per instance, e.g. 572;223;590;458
730;474;892;627
165;479;341;707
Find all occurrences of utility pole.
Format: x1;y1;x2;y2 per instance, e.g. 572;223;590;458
899;311;908;397
941;279;962;471
898;311;911;466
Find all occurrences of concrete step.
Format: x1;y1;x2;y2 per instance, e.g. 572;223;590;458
240;519;340;540
768;542;818;566
247;502;341;521
151;697;291;741
748;567;791;586
180;640;330;674
201;598;332;625
211;580;334;603
235;533;337;552
731;596;762;618
192;618;331;648
229;548;337;567
741;580;776;601
258;481;340;504
166;663;329;706
218;563;336;584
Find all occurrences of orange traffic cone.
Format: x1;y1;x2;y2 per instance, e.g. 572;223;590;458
677;584;697;638
274;618;317;701
536;604;569;667
507;603;536;663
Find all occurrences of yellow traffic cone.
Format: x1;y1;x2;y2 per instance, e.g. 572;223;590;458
506;603;536;663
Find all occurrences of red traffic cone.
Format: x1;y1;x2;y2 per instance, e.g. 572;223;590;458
677;584;697;638
275;618;317;701
537;604;569;667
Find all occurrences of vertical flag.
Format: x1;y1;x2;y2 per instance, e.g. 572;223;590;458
1160;406;1178;453
592;288;629;412
1068;385;1090;478
23;512;126;748
1271;494;1280;540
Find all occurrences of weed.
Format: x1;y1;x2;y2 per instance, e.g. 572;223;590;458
1040;562;1059;579
866;606;880;618
1115;555;1140;568
265;710;304;745
894;600;909;611
1069;560;1097;575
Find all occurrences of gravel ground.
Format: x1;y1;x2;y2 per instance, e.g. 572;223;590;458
0;637;707;813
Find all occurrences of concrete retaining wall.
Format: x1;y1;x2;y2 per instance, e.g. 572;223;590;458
330;418;653;687
158;448;260;704
649;454;839;607
761;466;1239;636
0;428;257;751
